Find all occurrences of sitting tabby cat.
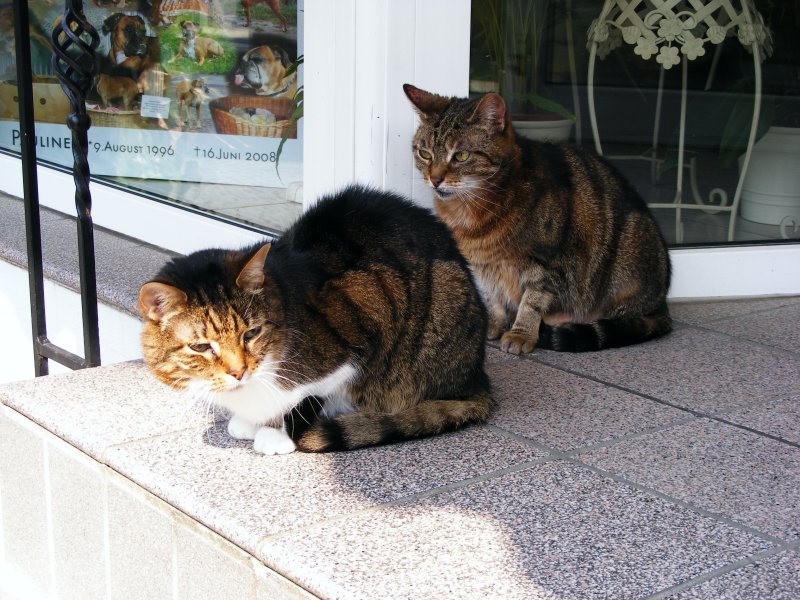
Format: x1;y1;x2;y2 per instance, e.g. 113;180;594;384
138;185;491;454
404;84;672;354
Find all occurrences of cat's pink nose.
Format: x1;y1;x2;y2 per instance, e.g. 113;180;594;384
429;174;443;187
228;366;247;381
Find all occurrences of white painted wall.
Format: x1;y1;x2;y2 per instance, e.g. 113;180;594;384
0;262;142;384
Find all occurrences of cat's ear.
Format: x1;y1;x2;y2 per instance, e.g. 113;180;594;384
403;84;449;118
469;93;507;133
236;243;270;293
138;282;187;323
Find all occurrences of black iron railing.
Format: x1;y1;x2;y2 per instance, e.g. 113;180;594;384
13;0;101;375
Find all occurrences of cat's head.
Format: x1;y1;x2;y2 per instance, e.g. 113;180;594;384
138;243;285;394
403;84;516;201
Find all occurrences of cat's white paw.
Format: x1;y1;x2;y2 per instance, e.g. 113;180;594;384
227;415;259;440
253;427;296;455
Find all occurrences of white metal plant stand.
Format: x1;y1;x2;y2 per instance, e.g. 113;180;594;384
586;0;772;242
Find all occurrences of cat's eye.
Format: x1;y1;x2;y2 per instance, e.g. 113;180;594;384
243;326;261;343
453;150;470;162
188;343;212;353
418;149;433;160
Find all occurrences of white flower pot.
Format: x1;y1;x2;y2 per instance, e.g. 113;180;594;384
739;126;800;226
512;118;574;143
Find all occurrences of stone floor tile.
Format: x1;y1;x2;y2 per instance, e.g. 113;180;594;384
581;419;800;541
0;361;216;460
106;475;174;600
47;438;107;600
721;396;800;445
484;344;523;364
174;519;257;600
0;407;50;596
533;327;800;414
258;461;771;600
698;303;800;354
104;422;545;556
668;550;800;600
669;297;800;327
487;360;688;451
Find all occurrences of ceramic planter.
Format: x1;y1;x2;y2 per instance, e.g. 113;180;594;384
739;126;800;227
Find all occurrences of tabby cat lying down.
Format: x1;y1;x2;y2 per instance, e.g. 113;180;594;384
138;186;492;454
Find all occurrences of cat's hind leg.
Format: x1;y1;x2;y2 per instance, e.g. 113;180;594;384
294;390;493;452
253;425;296;455
229;415;297;455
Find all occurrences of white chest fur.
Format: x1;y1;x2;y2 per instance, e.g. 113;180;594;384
214;362;357;427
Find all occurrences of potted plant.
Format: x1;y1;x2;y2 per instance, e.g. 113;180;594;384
718;1;800;233
470;0;575;141
275;55;303;180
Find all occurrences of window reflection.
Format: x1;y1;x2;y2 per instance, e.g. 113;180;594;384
1;0;303;234
470;0;800;245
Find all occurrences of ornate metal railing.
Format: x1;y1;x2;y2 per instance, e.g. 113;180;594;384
13;0;101;375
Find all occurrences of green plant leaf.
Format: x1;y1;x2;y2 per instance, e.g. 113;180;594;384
718;95;775;168
514;91;575;121
274;55;304;180
275;95;303;180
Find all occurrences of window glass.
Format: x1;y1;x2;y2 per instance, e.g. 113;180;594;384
1;0;303;233
470;0;800;246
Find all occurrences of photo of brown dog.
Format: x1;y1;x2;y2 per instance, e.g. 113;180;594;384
100;12;160;86
95;73;142;110
234;45;296;98
241;0;287;31
168;20;224;66
175;77;208;128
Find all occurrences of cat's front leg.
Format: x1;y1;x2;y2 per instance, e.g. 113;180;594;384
487;300;509;340
500;288;547;354
253;425;297;455
228;414;260;440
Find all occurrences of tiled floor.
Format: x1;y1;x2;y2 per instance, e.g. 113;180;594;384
1;296;800;599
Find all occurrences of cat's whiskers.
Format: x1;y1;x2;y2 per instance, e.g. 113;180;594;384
458;186;501;222
168;376;206;422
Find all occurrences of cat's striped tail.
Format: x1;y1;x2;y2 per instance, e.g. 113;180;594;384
291;391;493;452
537;311;672;352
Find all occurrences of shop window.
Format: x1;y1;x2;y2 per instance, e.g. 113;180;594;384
470;0;800;246
1;0;303;234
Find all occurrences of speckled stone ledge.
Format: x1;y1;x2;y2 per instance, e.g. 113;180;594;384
0;191;177;316
2;297;800;599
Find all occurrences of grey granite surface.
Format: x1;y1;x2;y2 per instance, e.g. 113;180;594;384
0;191;178;316
2;290;799;598
534;326;800;414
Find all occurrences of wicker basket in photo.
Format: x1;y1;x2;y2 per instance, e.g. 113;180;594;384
210;96;297;138
0;78;71;123
87;107;147;129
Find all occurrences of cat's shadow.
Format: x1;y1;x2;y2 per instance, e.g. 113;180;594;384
197;414;571;596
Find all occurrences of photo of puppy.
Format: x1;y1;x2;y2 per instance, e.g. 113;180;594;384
234;45;296;98
168;20;224;66
95;73;142;110
241;0;287;31
175;77;208;128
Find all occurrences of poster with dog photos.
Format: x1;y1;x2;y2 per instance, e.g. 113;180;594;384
0;0;301;187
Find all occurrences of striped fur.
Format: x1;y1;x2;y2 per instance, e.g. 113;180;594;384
139;185;491;452
404;85;672;353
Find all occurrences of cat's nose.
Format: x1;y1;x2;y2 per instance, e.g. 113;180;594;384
228;366;247;381
429;174;443;188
